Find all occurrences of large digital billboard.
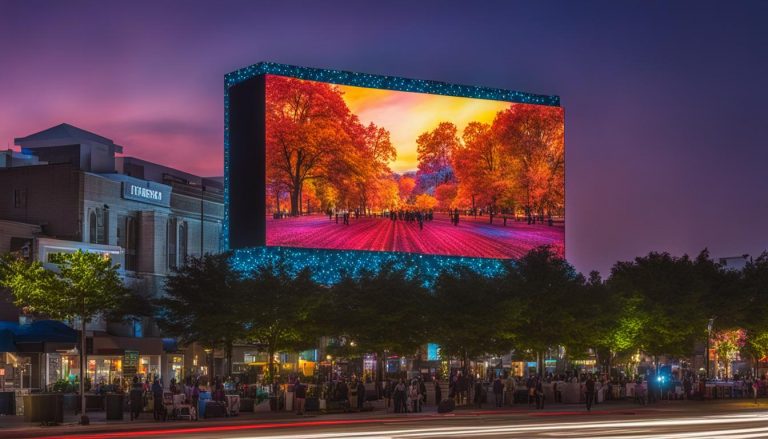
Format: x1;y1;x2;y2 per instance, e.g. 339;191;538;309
227;64;563;259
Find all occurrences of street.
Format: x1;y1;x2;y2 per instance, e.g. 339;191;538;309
8;402;768;439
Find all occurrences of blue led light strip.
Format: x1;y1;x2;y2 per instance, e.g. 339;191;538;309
225;62;560;106
231;246;507;286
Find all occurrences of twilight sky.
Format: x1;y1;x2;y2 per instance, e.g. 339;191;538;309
1;0;766;274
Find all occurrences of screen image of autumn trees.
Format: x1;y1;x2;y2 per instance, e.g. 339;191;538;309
264;74;564;259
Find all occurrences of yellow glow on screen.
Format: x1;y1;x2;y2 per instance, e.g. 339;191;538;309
337;84;511;174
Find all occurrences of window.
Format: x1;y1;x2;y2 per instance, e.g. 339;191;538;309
13;189;27;208
167;218;177;270
118;215;138;271
178;221;188;263
89;210;98;244
89;208;108;245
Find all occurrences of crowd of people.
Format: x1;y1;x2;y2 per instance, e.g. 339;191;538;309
103;368;768;422
124;375;234;421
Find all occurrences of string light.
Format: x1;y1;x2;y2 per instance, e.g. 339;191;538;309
230;246;507;286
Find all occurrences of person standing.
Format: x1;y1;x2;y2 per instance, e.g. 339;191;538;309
191;381;200;419
337;379;349;410
434;378;442;405
535;376;544;409
129;376;143;421
585;375;596;411
151;378;164;421
752;377;760;405
474;380;485;409
526;374;536;407
419;378;427;407
294;378;306;415
505;374;516;405
409;380;421;413
394;379;406;413
493;377;504;407
357;380;366;410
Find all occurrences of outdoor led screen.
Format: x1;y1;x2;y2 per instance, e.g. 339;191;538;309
227;64;564;259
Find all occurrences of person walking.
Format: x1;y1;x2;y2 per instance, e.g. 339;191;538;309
493;377;504;407
585;375;596;411
294;378;306;415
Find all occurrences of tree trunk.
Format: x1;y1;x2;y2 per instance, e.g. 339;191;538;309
377;351;385;399
537;351;542;375
290;186;300;216
275;190;281;215
268;348;275;381
226;341;233;378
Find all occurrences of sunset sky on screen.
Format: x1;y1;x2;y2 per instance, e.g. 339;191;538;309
338;83;510;174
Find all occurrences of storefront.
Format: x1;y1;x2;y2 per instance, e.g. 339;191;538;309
55;334;165;389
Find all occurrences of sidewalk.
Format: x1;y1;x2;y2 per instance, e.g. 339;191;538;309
0;398;754;438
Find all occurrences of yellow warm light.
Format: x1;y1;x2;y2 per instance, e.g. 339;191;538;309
338;84;510;174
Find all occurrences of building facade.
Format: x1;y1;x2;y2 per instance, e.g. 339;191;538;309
0;123;224;390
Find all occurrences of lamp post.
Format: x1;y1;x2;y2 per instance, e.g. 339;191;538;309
204;347;213;385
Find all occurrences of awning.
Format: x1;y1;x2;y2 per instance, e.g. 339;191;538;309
0;320;78;352
14;320;78;343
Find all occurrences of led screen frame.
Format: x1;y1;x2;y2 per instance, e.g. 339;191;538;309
225;62;562;264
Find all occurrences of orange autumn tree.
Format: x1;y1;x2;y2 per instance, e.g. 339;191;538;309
416;122;460;192
493;104;564;219
266;76;394;215
397;175;416;205
453;121;512;219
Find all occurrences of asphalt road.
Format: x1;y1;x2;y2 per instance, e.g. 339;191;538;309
33;404;768;439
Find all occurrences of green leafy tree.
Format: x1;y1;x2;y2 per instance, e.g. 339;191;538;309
327;263;431;381
239;263;324;379
431;266;518;368
739;253;768;376
156;252;244;379
0;250;126;424
503;247;585;372
606;250;728;366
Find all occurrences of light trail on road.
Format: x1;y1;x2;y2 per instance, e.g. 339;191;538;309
216;412;768;439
